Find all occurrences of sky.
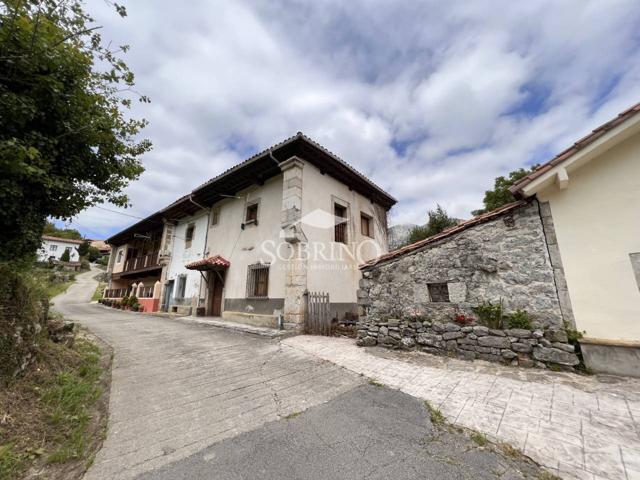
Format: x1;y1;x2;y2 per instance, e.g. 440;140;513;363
63;0;640;239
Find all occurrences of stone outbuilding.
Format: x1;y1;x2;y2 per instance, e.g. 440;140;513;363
356;199;579;369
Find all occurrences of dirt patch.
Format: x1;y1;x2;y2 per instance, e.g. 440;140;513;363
0;330;112;480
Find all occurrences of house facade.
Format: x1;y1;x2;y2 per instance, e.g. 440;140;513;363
38;235;82;263
103;133;395;327
511;103;640;376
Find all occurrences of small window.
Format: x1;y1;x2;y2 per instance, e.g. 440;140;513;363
49;244;58;252
245;203;258;224
360;213;373;238
211;208;220;226
334;204;347;244
117;250;124;263
65;247;72;253
428;283;450;303
246;264;269;298
185;223;195;249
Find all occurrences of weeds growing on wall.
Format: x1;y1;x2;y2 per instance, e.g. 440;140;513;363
472;301;504;329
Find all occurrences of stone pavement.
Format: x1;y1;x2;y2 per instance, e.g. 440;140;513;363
283;335;640;480
54;270;361;480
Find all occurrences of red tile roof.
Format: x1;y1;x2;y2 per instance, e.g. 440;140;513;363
510;102;640;195
42;235;85;245
361;200;528;269
185;255;230;270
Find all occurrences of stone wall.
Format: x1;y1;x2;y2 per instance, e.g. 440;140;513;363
358;200;564;327
356;318;579;369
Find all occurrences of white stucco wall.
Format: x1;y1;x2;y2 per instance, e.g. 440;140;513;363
537;133;640;341
110;244;128;274
301;161;389;304
38;239;81;262
206;175;286;304
166;212;210;302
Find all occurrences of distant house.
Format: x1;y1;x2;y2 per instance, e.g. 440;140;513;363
89;239;111;256
510;102;640;376
103;133;396;325
38;235;83;263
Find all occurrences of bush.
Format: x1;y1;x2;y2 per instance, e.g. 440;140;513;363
506;310;532;329
0;264;49;383
472;301;504;329
60;249;71;263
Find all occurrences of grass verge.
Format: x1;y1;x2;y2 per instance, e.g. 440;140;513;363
91;283;106;302
0;335;110;480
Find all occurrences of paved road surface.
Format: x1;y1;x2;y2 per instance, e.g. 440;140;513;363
54;269;543;480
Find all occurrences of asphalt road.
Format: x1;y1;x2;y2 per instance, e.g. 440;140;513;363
55;268;544;480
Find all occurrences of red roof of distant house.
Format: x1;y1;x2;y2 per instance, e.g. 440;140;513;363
185;255;231;270
361;200;528;269
510;102;640;195
42;235;84;245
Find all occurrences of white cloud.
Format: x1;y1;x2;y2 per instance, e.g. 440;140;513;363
72;0;640;238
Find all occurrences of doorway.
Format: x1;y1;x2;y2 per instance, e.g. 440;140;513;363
209;271;224;317
163;280;174;312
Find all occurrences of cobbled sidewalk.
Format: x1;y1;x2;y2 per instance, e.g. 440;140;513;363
283;335;640;480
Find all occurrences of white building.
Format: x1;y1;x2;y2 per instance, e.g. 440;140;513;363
38;235;83;262
511;102;640;376
105;133;396;329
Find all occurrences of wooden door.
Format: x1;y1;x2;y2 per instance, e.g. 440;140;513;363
209;272;224;317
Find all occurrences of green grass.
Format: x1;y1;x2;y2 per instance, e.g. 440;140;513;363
41;339;102;464
45;280;74;299
538;471;562;480
367;378;384;387
284;411;302;420
471;431;488;446
0;444;26;480
91;283;106;302
424;401;446;426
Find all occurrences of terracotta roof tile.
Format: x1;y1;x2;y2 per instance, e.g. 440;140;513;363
510;102;640;194
361;200;528;269
185;255;230;270
42;235;84;244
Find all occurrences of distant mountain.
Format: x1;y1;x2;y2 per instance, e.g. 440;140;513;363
388;223;417;250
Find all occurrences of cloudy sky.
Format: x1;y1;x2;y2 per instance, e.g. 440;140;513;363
65;0;640;238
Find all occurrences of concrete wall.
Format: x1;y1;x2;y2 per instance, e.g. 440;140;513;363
537;133;640;342
358;201;564;328
38;239;81;262
165;211;209;308
301;161;389;313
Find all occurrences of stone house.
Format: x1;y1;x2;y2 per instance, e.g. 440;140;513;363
510;102;640;376
38;235;82;263
104;133;395;328
356;199;581;369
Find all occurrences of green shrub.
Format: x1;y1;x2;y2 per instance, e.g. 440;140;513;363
472;301;503;329
506;310;532;329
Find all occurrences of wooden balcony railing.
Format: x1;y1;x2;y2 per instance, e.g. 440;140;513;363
123;251;160;273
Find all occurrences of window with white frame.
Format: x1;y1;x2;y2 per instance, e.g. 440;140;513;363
49;244;58;252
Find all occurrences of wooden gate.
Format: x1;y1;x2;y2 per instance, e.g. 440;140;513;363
304;291;332;335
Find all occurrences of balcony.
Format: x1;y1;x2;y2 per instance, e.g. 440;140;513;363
122;251;161;275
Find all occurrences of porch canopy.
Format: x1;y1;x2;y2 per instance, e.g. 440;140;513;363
185;255;230;271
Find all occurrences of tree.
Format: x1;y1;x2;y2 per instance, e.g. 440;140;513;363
87;246;101;262
43;221;82;240
60;248;71;262
405;204;458;245
472;165;539;216
77;239;90;258
0;1;151;262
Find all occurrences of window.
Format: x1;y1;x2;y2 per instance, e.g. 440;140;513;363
49;244;58;252
334;204;347;244
64;247;72;253
246;264;269;298
176;275;187;299
185;223;195;249
117;249;124;263
428;283;450;303
211;208;220;226
360;213;373;238
245;203;258;224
